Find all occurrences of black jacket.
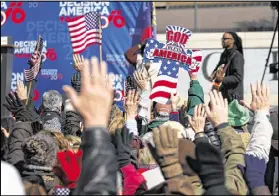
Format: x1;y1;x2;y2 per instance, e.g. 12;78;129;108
7;121;34;170
215;46;244;102
74;127;117;195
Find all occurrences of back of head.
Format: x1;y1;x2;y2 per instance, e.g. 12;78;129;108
40;130;69;151
65;135;81;152
22;131;59;167
228;99;250;127
42;90;62;113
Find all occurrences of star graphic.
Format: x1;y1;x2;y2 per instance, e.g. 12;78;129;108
168;71;171;75
164;66;167;70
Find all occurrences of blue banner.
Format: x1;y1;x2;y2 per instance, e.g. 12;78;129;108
1;1;154;110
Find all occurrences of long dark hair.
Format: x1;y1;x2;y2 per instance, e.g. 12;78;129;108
227;32;243;55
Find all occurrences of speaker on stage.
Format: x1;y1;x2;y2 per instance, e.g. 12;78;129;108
1;36;15;118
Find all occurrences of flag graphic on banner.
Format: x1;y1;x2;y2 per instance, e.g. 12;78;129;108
67;11;102;54
149;60;179;104
24;36;43;82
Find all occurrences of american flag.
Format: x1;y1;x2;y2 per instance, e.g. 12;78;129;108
149;60;179;104
187;49;202;75
67;12;102;54
24;36;43;81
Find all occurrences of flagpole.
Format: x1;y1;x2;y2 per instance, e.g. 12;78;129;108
26;35;41;106
99;15;102;63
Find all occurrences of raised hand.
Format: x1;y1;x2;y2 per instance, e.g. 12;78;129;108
73;54;85;72
125;90;140;120
148;125;183;179
170;92;180;112
115;127;134;169
204;90;228;127
240;81;270;113
63;57;113;128
188;104;207;133
16;80;28;101
133;70;148;91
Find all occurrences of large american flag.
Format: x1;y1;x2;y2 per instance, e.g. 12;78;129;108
149;60;179;104
67;12;102;54
24;36;43;82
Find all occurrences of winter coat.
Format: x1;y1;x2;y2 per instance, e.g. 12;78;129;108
216;124;248;195
215;46;244;102
21;164;57;195
7;121;34;170
120;163;147;195
74;127;117;195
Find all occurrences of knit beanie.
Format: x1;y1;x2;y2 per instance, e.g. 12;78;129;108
228;99;250;127
71;72;81;93
43;117;62;133
22;132;59;167
42;90;62;112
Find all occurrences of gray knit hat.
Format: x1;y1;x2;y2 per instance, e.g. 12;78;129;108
42;90;62;113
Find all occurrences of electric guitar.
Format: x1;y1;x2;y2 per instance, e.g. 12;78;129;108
211;51;237;90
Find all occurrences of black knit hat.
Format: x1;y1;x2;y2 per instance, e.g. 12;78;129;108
71;72;81;92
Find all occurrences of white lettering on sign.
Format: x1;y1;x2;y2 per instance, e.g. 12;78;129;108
14;40;47;54
59;1;110;16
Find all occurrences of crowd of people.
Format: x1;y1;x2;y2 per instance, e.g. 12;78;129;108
1;32;278;195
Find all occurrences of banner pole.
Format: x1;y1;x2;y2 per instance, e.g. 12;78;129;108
99;16;102;63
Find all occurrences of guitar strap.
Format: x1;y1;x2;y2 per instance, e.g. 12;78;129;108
222;50;238;75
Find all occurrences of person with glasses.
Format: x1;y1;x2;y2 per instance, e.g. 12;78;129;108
209;32;244;103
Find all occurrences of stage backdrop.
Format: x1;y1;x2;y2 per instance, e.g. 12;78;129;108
1;1;156;110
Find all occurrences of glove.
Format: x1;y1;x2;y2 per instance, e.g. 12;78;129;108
3;92;39;122
115;127;134;169
186;142;232;195
238;154;266;190
53;150;83;189
63;111;82;136
148;125;183;179
3;92;25;115
31;121;43;134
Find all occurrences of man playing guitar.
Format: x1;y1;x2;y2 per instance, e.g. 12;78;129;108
209;32;245;103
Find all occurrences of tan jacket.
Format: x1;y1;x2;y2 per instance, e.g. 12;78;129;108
217;125;249;195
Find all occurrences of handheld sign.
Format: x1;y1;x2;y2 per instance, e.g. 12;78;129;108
142;26;202;104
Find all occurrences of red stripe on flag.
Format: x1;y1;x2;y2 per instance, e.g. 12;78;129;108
152;80;177;89
149;91;171;100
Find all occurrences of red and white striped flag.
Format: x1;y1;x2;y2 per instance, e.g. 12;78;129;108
67;11;102;54
24;36;43;81
188;49;202;76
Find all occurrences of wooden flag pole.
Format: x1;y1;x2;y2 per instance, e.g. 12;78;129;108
26;80;32;105
99;16;102;63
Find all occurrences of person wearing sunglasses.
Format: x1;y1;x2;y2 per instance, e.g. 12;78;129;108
209;32;244;103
